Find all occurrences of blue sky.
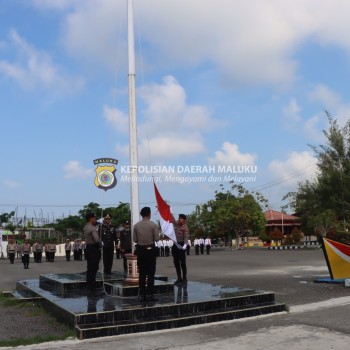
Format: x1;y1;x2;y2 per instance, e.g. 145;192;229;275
1;0;350;222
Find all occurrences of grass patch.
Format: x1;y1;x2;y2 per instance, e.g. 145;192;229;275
0;294;76;346
0;294;26;307
0;329;75;347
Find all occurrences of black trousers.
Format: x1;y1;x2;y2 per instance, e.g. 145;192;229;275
103;246;114;274
165;246;170;257
206;245;211;254
172;244;187;280
22;253;30;268
136;245;157;296
8;252;15;264
66;250;71;261
195;245;199;255
85;245;101;290
34;252;42;262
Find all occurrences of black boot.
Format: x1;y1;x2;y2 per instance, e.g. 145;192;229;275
174;278;182;285
148;294;158;302
139;288;147;302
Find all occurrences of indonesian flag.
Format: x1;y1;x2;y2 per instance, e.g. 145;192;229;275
154;183;177;243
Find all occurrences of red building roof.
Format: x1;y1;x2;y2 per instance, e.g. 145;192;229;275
264;210;301;227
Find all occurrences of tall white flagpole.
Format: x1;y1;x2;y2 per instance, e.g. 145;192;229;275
128;0;140;231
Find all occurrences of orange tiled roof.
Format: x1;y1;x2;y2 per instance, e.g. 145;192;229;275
264;210;301;222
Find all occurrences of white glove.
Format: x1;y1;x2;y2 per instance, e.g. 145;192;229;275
182;244;187;251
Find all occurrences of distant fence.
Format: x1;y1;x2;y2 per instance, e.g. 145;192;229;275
267;245;303;250
303;241;320;246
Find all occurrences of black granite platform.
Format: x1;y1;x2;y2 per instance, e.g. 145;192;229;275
14;272;286;339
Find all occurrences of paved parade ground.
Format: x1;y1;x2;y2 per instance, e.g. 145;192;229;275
1;247;350;349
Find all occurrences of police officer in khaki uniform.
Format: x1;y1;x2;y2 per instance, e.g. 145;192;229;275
47;241;56;262
65;239;72;261
7;239;18;264
33;240;43;263
133;207;159;302
84;213;102;293
21;239;31;269
73;239;79;260
172;214;190;285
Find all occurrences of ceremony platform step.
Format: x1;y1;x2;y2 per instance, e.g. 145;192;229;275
12;272;286;340
75;293;286;339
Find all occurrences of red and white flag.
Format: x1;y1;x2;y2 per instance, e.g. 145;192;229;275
154;183;177;243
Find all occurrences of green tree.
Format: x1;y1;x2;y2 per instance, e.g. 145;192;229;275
307;209;339;237
191;182;267;247
54;215;85;239
78;202;102;219
287;112;350;235
103;202;131;227
0;211;15;224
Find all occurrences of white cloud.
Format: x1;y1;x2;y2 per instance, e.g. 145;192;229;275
103;105;128;134
105;76;214;159
3;180;20;189
59;0;350;87
140;135;205;159
30;0;75;11
0;30;84;94
280;97;324;142
209;142;257;166
282;98;302;127
140;76;215;130
304;115;324;142
306;84;350;134
268;151;317;188
114;143;129;158
62;0;125;70
309;84;340;109
63;161;93;179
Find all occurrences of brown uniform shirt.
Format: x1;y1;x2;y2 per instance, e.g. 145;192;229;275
133;219;160;246
84;223;101;245
175;223;189;244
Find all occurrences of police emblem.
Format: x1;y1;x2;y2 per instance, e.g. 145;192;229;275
93;158;118;191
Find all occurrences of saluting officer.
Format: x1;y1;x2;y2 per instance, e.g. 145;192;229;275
100;214;117;275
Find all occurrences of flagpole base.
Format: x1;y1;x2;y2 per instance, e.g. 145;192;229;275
124;253;139;284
